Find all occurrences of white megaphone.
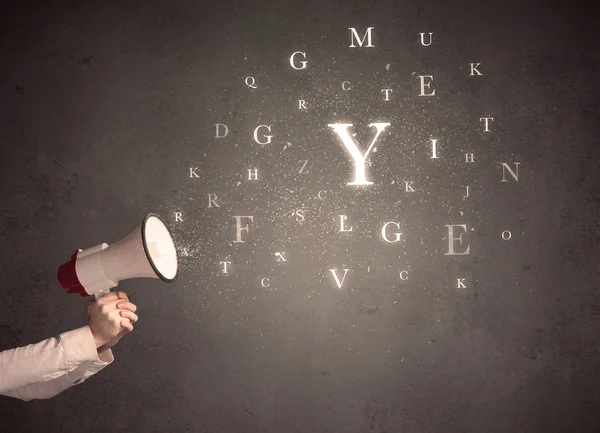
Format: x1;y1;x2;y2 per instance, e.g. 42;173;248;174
57;213;178;299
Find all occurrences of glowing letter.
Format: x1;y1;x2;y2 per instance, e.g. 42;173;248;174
480;117;493;132
208;193;220;208
189;167;199;178
220;261;231;273
290;51;308;70
419;32;433;46
445;224;470;256
430;139;439;159
457;278;466;288
254;125;273;145
501;162;520;182
329;269;350;289
298;160;309;174
342;81;351;90
215;123;228;138
349;27;374;47
470;63;482;76
328;122;390;185
502;230;512;240
298;100;307;110
248;169;258;180
382;89;392;100
466;153;475;163
381;222;402;243
275;252;286;262
175;212;183;222
418;75;435;96
233;216;253;243
339;215;353;232
261;278;270;287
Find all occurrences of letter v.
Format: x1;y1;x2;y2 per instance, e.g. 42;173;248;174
329;268;350;289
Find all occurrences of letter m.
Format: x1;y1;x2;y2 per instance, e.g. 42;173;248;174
349;27;374;47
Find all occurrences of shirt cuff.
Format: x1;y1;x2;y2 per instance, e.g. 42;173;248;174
97;348;114;364
59;325;110;371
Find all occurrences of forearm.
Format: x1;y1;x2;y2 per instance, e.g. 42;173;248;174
0;335;65;393
0;326;114;399
2;348;113;401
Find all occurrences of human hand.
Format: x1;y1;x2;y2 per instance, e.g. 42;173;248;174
87;291;138;351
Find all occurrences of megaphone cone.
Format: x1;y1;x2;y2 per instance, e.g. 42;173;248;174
58;213;178;298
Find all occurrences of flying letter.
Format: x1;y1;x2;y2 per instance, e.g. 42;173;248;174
444;224;470;255
381;222;402;243
349;28;374;47
290;51;308;70
329;269;350;289
328;122;390;185
233;216;254;243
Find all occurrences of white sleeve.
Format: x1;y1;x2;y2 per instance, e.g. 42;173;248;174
0;325;114;400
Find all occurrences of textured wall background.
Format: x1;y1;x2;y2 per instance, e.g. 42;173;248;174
0;0;599;432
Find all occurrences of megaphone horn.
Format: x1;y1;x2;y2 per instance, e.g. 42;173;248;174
57;213;178;298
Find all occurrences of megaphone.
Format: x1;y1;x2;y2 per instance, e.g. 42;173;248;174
57;213;178;299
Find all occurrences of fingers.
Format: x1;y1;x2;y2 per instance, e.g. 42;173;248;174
119;309;138;324
94;295;138;321
91;292;137;341
99;297;134;312
120;319;134;333
95;291;129;305
116;301;137;312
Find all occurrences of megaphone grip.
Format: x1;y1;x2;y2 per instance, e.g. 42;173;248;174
94;289;112;300
94;290;124;345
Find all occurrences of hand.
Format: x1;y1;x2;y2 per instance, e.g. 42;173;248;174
87;291;138;352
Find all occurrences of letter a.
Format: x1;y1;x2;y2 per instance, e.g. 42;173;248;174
328;123;390;185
